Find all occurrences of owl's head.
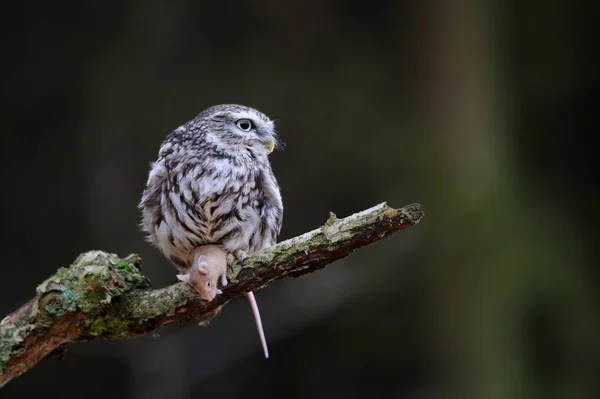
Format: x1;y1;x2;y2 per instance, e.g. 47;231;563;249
195;104;280;155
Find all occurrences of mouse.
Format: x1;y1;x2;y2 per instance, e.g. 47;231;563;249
177;244;270;358
177;244;228;301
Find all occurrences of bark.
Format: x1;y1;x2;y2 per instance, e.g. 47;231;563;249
0;202;423;387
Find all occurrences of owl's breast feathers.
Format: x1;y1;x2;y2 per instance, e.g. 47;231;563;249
140;147;282;269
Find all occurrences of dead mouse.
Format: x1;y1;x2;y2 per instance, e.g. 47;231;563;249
177;244;269;358
177;244;227;301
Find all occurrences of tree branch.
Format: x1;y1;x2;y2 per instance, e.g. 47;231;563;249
0;202;423;387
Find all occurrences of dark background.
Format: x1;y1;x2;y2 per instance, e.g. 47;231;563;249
1;1;598;398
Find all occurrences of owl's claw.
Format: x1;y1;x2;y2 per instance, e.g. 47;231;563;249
226;249;248;266
226;253;236;267
237;250;247;265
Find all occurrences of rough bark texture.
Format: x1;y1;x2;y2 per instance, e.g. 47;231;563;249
0;202;423;387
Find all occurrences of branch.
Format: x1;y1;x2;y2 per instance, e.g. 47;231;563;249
0;202;424;387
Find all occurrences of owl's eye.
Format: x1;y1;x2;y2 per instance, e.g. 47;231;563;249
235;119;253;132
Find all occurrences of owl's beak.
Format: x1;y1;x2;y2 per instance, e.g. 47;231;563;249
264;137;275;153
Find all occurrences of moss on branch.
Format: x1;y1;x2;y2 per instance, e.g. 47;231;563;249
0;202;423;387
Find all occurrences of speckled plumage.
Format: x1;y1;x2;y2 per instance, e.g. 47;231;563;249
139;104;283;273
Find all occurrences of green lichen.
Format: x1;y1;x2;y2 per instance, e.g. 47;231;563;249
0;353;8;374
0;341;11;375
81;290;106;313
118;285;192;323
106;317;133;338
35;251;150;320
0;323;18;375
52;267;70;282
323;213;339;228
89;315;133;338
399;203;424;223
270;234;328;265
89;317;107;336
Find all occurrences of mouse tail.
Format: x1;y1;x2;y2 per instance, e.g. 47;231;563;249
245;291;269;359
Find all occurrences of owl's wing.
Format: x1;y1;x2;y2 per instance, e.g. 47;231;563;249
139;160;168;243
259;168;283;249
259;201;283;249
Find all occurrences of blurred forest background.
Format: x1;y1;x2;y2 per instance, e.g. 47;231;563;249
1;0;598;398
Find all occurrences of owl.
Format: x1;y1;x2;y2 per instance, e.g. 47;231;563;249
139;104;283;273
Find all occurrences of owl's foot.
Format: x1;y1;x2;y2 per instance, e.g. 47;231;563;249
237;250;248;264
227;249;248;267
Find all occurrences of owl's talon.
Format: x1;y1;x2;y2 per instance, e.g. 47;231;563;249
226;253;236;267
236;250;248;265
227;250;248;266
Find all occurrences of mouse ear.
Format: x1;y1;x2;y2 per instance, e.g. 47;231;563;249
176;274;191;283
197;256;209;275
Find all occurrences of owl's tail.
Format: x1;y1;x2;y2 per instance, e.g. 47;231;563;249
245;292;269;359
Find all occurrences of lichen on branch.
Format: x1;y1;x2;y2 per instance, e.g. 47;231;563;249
0;202;423;388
